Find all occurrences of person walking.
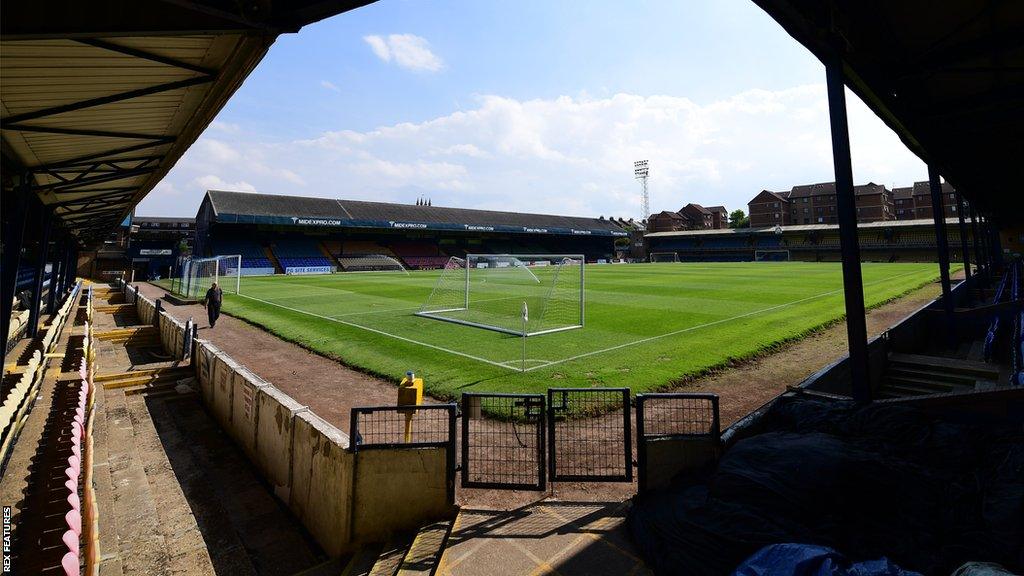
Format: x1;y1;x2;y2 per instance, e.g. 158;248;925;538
203;282;223;328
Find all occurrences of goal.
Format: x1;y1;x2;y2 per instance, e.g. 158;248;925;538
337;254;409;274
649;252;680;263
754;250;790;262
175;255;241;299
416;254;584;336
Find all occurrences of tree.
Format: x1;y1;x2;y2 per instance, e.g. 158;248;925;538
728;209;749;228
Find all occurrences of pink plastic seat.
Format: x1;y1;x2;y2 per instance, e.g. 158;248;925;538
67;456;81;475
61;551;80;576
62;528;79;553
65;509;82;534
68;492;80;512
62;530;80;555
66;478;78;493
65;466;79;482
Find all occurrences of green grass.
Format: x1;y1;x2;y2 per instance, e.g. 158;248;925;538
205;262;949;399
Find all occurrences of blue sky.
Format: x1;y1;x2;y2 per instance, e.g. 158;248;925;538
140;0;928;218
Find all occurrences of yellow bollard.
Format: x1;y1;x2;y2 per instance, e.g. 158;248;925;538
397;371;423;443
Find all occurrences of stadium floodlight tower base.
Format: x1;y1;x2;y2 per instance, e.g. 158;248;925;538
649;252;680;263
755;250;791;262
416;254;585;337
177;255;241;299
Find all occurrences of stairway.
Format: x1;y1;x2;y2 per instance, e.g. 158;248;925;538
264;245;284;274
878;352;1002;399
295;519;454;576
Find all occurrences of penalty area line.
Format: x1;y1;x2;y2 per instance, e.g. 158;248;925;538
234;293;520;372
526;269;924;372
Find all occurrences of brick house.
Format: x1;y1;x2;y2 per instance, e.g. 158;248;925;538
647;210;689;232
748;190;792;228
912;180;959;220
893;186;915;220
705;206;729;229
780;181;894;225
680;203;714;229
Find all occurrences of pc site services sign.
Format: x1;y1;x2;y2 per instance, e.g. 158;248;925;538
285;266;334;275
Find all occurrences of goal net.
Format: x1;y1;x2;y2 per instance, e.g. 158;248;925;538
417;254;584;336
337;254;409;274
649;252;680;263
176;255;241;299
754;250;790;262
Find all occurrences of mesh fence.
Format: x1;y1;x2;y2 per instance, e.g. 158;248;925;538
462;393;546;490
637;393;719;438
350;404;456;449
548;388;631;481
337;254;408;273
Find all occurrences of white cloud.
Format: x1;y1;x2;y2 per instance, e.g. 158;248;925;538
139;86;926;219
320;80;341;93
363;34;443;72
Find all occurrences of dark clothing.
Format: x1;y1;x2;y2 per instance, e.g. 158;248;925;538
205;286;222;327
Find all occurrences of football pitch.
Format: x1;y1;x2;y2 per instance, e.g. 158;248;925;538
213;262;949;398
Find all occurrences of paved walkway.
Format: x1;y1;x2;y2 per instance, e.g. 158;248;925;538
439;501;651;576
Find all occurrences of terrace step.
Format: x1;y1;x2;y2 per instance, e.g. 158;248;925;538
888;352;1000;379
369;533;415;576
397;519;454;576
885;368;975;387
94;366;192;382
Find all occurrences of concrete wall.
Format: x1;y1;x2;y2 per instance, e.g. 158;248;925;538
144;277;455;558
351;447;453;543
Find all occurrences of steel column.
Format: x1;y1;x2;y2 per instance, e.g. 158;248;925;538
969;206;984;284
955;192;971;283
928;166;955;348
1;180;30;359
825;55;871;402
28;207;53;337
47;236;64;314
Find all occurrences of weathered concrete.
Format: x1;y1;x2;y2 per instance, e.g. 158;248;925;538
254;383;307;501
290;410;354;557
352;447;453;543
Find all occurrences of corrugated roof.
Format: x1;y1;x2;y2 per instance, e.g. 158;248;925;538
206;189;626;232
1;0;373;247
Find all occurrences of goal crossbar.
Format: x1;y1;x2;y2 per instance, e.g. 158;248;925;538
415;253;585;337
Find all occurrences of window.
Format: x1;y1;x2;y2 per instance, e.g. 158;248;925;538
774;213;780;219
803;208;809;214
829;206;835;212
952;205;957;213
774;202;779;208
802;197;808;203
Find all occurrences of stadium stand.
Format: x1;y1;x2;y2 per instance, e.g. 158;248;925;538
390;241;449;269
211;237;275;275
271;237;336;271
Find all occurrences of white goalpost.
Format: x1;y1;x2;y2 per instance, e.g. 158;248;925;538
416;254;584;337
649;252;680;263
178;255;241;299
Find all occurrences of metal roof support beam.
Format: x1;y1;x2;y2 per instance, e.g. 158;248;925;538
1;179;30;362
929;166;956;349
63;244;77;298
52;192;136;209
825;54;871;403
76;38;217;75
4;124;176;142
28;206;53;338
35;141;172;171
4;75;216;124
35;166;157;192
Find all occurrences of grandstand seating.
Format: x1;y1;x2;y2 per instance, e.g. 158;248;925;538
271;237;334;270
212;238;274;272
390;241;449;269
342;240;392;255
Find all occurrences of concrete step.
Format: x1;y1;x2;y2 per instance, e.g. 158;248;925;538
340;545;385;576
369;534;415;576
888;352;1000;379
886;366;977;386
397;519;455;576
95;367;192;383
885;375;959;393
102;372;191;390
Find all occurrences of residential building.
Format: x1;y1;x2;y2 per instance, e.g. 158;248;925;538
748;190;792;228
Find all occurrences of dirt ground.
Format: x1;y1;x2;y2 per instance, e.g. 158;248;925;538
137;276;948;509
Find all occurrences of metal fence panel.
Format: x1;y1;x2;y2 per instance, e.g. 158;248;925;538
461;393;546;490
548;388;632;482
